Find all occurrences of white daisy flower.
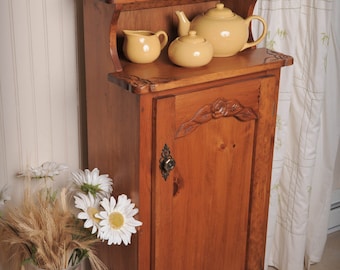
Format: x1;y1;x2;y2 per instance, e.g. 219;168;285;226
72;168;113;199
96;194;142;245
74;192;101;235
17;161;68;180
0;184;11;206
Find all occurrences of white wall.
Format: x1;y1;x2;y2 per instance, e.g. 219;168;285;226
0;0;85;202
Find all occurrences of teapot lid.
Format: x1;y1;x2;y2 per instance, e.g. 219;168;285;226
178;31;207;44
205;3;234;18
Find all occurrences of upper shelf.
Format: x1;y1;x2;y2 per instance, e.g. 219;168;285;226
102;0;257;18
103;0;258;72
108;48;293;94
104;0;217;10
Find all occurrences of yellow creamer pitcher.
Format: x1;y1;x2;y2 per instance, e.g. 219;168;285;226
122;30;168;64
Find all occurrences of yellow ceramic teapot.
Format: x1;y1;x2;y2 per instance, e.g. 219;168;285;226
176;3;267;57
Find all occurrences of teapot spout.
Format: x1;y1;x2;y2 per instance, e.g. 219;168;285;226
175;10;191;37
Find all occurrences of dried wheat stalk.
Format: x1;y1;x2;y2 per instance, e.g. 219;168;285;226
0;180;107;270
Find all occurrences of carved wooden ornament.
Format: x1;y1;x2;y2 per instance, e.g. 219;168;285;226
175;98;258;138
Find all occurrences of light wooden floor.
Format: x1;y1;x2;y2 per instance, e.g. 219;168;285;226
268;230;340;270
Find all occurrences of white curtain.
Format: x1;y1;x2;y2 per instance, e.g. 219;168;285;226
253;0;339;269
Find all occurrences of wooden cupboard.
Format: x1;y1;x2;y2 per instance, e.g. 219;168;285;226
82;0;293;269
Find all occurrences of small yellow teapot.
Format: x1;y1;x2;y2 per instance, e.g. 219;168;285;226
176;3;267;57
168;31;213;68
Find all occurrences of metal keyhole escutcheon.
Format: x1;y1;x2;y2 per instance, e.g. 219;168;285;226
159;144;176;180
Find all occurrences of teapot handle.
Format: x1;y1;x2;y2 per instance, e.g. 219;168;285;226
155;31;169;50
240;15;267;52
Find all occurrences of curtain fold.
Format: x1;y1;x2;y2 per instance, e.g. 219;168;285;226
306;0;340;266
253;1;338;269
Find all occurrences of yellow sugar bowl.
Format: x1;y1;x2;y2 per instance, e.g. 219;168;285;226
168;31;213;68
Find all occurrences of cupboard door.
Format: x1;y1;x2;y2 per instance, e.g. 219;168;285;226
152;77;275;270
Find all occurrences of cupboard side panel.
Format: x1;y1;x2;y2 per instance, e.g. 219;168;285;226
83;1;141;268
87;84;141;270
247;75;279;269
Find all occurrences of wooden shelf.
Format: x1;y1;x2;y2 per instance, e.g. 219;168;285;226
104;0;215;10
108;48;293;94
103;0;259;72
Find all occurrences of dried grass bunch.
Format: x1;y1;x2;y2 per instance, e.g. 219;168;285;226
0;178;106;270
0;162;142;270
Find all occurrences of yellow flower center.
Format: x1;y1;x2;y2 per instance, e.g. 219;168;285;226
87;207;101;223
109;212;125;229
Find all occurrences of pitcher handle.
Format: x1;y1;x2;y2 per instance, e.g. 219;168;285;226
240;16;267;52
155;31;169;50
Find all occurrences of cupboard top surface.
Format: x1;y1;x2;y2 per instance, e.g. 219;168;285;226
108;48;293;94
